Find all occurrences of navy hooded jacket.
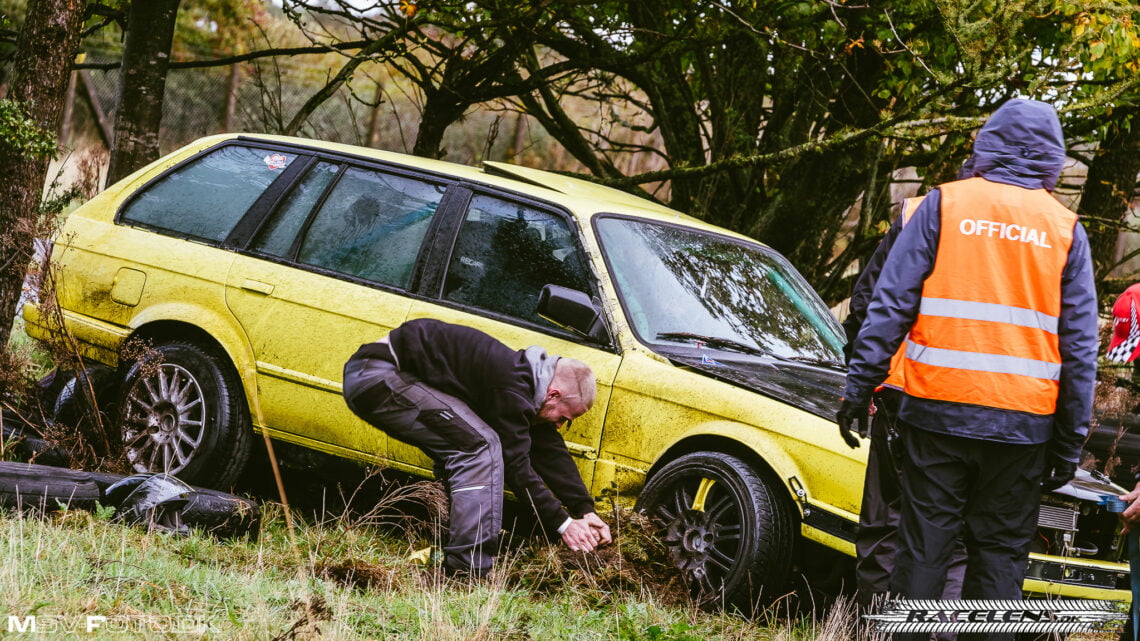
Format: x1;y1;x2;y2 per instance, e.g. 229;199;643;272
843;99;1098;462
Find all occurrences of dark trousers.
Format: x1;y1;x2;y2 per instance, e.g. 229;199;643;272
343;355;504;576
891;424;1046;641
857;391;967;606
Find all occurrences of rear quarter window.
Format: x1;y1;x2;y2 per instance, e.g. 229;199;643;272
119;145;294;242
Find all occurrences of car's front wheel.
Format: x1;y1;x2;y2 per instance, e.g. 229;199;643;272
637;451;795;612
118;341;251;489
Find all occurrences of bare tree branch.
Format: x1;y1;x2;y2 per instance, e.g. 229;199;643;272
74;40;378;70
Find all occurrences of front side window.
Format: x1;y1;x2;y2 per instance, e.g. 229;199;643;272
295;167;445;288
443;195;591;325
120;145;293;242
595;217;844;362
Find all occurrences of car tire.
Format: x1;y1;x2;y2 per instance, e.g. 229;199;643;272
636;451;795;612
0;462;103;512
50;365;118;446
88;471;258;539
181;488;260;540
117;341;252;490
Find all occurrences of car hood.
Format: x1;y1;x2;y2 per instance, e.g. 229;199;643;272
664;350;845;421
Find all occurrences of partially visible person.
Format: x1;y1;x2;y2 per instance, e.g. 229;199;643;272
342;318;611;578
1107;283;1140;386
842;159;977;614
840;99;1098;641
842;196;966;621
1110;284;1140;641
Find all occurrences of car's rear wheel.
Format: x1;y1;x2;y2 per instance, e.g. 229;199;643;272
118;341;251;489
637;451;795;612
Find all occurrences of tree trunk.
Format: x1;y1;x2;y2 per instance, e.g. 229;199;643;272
106;0;182;185
0;0;85;349
412;88;465;159
1078;107;1140;283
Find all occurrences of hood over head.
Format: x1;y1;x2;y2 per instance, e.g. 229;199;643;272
970;99;1066;191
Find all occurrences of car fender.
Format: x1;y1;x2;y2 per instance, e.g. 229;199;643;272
655;421;808;499
126;301;261;420
646;420;863;544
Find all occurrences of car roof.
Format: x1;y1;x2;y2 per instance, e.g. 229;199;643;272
205;133;756;244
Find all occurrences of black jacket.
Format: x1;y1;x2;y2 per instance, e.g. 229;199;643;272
380;318;595;530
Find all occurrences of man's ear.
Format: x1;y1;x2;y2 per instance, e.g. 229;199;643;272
547;388;562;400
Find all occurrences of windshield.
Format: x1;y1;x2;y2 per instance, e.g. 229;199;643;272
595;217;844;362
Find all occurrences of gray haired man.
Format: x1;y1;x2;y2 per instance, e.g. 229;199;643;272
343;318;611;577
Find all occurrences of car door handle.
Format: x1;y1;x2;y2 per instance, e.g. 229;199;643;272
241;279;275;295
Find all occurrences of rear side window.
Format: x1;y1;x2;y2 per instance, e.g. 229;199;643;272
295;167;445;288
251;161;341;256
119;145;293;242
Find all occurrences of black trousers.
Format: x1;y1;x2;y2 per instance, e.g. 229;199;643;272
891;424;1046;641
856;391;966;621
342;354;504;577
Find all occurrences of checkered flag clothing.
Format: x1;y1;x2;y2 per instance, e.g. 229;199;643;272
1107;299;1140;362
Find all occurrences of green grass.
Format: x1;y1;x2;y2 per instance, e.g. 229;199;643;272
0;502;856;641
6;316;54;380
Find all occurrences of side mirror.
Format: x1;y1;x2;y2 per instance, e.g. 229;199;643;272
537;284;611;344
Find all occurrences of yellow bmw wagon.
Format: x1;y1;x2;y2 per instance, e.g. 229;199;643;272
24;134;1130;607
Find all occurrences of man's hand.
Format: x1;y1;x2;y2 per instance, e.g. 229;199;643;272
582;512;612;545
1120;483;1140;533
836;398;869;449
1040;457;1076;492
561;512;612;552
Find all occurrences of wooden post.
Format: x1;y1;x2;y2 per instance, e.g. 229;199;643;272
59;69;77;142
366;81;384;148
78;69;113;148
223;63;239;131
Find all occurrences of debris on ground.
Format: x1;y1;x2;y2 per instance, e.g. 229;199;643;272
0;461;260;539
514;508;690;608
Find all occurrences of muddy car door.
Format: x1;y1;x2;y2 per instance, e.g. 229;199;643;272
224;156;456;459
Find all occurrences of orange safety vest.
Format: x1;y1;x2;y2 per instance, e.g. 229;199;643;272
901;177;1075;415
880;196;924;391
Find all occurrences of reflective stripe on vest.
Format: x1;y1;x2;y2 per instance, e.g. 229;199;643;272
919;298;1059;334
905;340;1061;381
880;196;925;391
901;177;1075;415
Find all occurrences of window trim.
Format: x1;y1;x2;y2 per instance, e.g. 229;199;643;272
225;155;317;249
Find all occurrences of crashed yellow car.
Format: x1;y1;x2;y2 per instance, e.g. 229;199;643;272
24;134;1130;607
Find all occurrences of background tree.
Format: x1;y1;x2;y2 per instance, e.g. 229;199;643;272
0;0;85;349
275;1;1140;303
3;0;1139;331
105;0;182;183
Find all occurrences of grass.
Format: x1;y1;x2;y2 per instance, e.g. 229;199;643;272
0;494;862;641
6;316;53;382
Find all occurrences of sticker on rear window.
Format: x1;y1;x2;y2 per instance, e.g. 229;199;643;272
263;153;288;170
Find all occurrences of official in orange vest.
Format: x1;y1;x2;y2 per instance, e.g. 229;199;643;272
839;99;1097;638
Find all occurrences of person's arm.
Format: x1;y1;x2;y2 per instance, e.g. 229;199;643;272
529;425;612;546
843;212;906;364
529;423;595;516
483;389;575;532
1051;222;1098;463
843;190;942;404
